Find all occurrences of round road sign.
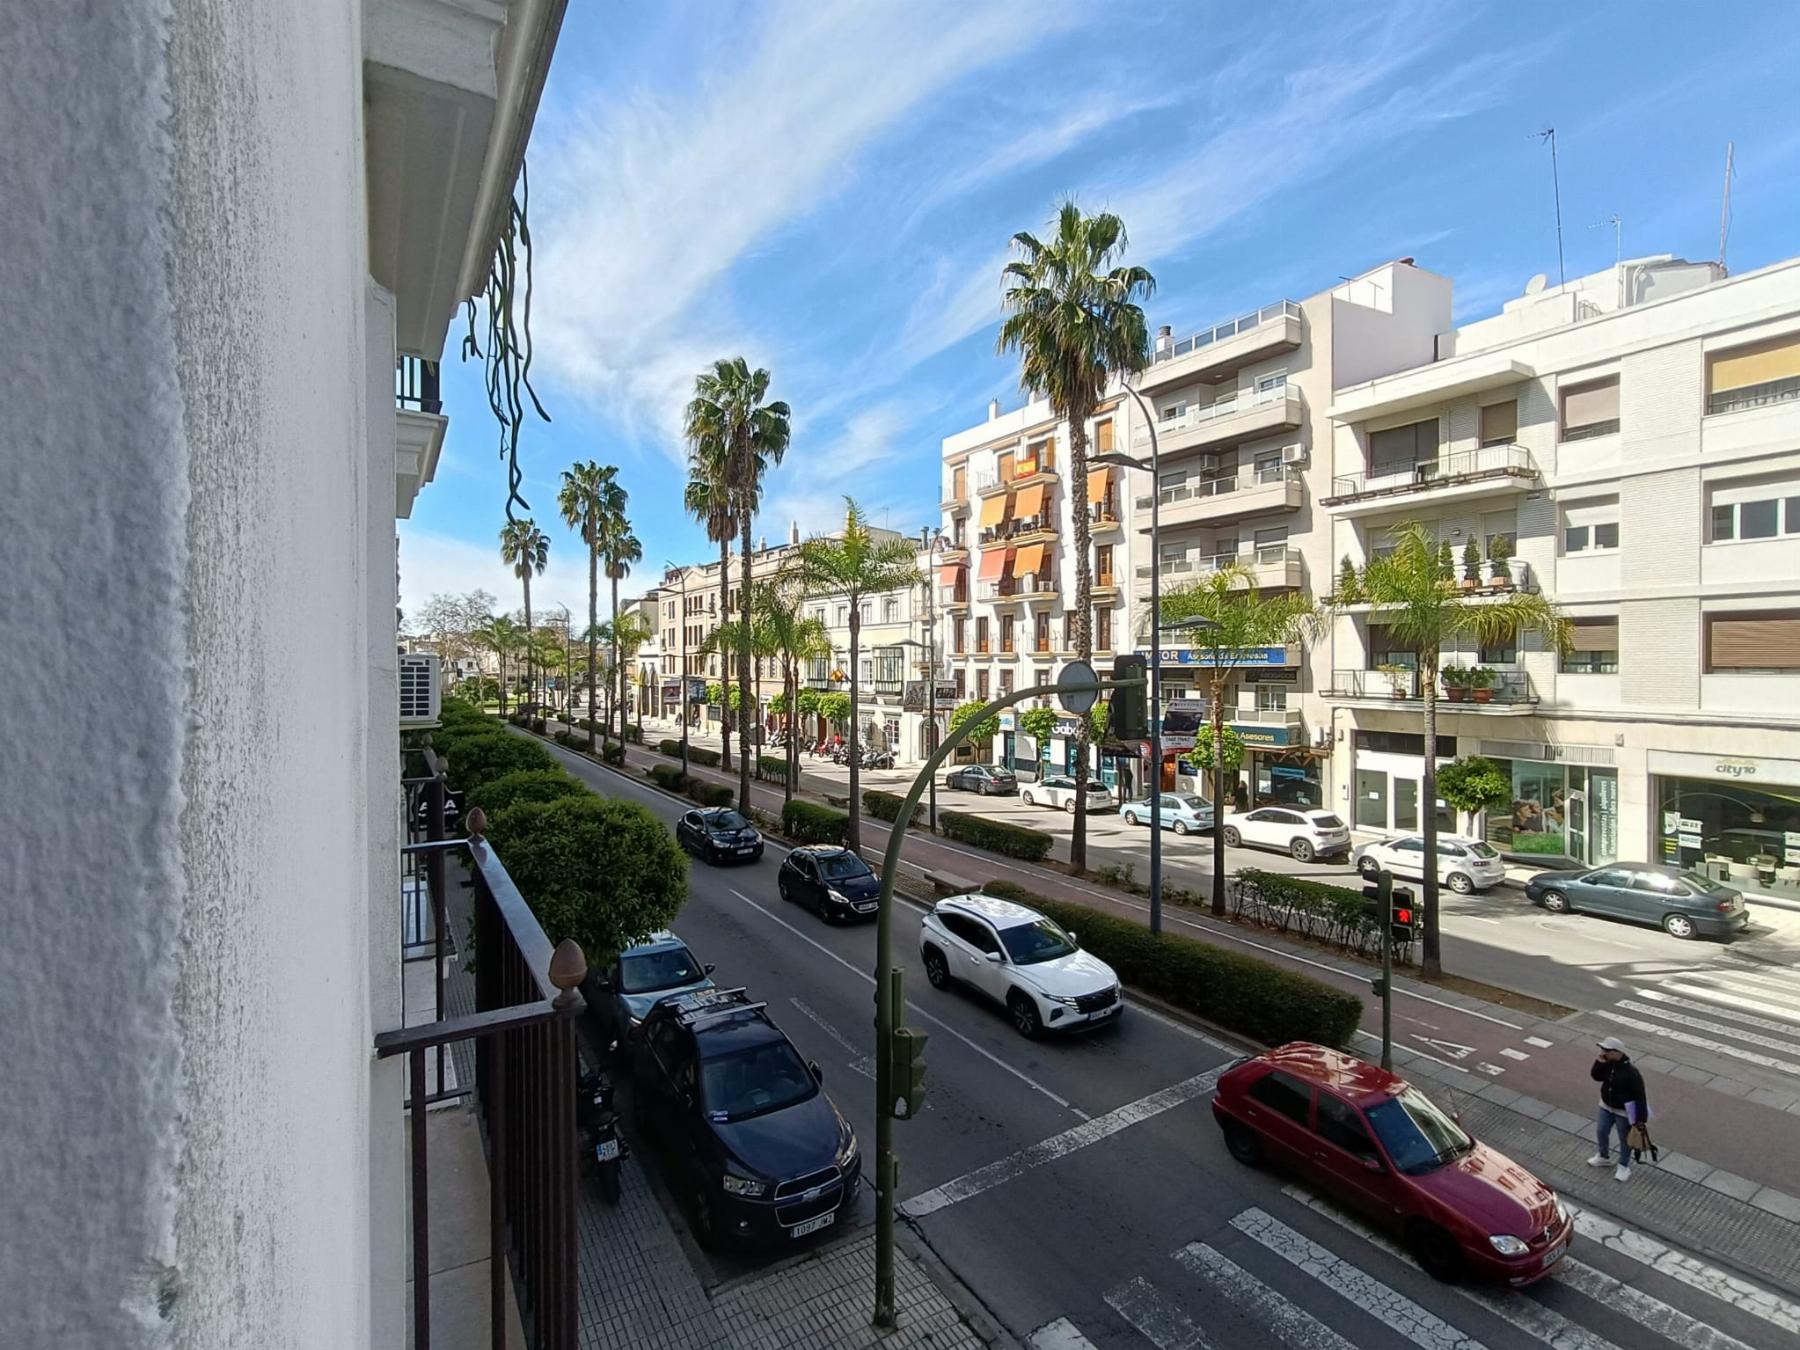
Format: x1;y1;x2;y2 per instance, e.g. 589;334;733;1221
1057;660;1098;713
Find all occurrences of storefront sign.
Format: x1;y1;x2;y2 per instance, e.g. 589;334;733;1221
1141;646;1292;668
1649;749;1800;787
901;680;958;711
1229;722;1291;748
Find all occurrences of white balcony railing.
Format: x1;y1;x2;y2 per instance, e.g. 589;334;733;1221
1152;382;1298;437
1153;300;1302;364
1135;463;1299;511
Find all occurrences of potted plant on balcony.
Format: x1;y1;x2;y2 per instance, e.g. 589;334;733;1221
1378;663;1411;699
1487;534;1515;589
1442;662;1470;702
1469;665;1497;703
1461;539;1482;589
1336;554;1363;603
1436;540;1456;582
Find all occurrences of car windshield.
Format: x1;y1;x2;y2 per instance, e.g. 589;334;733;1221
1676;869;1730;893
997;917;1077;965
1467;842;1499;859
1364;1087;1473;1175
700;1040;817;1122
1174;795;1207;809
619;945;704;994
705;810;749;832
816;852;872;881
1312;814;1346;829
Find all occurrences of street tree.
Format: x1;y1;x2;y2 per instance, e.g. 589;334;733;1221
473;615;523;714
1437;755;1513;840
602;519;642;749
949;699;1000;749
499;517;549;700
682;439;736;775
557;461;622;751
753;579;830;801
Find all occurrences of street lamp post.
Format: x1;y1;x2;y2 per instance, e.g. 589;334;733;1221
919;526;946;830
667;560;691;780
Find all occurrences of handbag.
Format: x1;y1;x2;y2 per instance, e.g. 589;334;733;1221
1626;1123;1660;1162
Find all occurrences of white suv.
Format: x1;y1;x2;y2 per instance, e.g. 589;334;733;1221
1355;834;1506;894
919;894;1122;1038
1221;807;1351;862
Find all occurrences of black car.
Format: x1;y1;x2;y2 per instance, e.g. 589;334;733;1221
945;764;1018;795
1525;862;1749;939
633;988;860;1249
778;846;881;922
676;807;764;864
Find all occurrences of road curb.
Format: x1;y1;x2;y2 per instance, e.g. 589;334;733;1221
897;1222;1026;1350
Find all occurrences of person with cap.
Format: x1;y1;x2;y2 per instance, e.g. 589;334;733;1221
1589;1036;1650;1181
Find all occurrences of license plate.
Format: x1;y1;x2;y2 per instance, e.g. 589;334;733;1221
790;1211;835;1238
594;1139;620;1163
737;846;755;855
855;901;877;912
1541;1242;1565;1269
1093;1004;1120;1018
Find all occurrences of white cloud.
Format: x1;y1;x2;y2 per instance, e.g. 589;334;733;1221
398;524;615;629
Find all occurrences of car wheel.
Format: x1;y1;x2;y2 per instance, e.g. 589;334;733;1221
1663;913;1699;939
1008;992;1042;1039
1290;838;1314;863
1447;871;1474;895
1357;855;1380;878
1021;791;1034;806
1174;821;1191;836
1221;1120;1263;1167
1540;889;1570;913
691;1188;720;1251
779;878;791;903
1222;826;1242;847
922;946;951;990
1123;811;1138;826
1409;1222;1465;1284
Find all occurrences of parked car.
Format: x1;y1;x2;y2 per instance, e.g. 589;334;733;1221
1212;1043;1572;1286
594;930;716;1051
1355;834;1507;894
676;807;764;864
1022;773;1112;813
919;893;1122;1038
778;846;881;922
1119;793;1214;835
944;764;1018;795
633;988;860;1249
1524;862;1749;939
1222;807;1351;862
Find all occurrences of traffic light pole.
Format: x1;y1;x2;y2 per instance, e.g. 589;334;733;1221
1371;867;1395;1071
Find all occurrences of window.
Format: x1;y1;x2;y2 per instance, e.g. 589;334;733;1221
1255;682;1288;713
954;670;966;699
1095;419;1114;454
1094;607;1113;651
998;669;1013;695
976;616;990;651
882;595;900;623
1000;615;1016;651
1709;477;1800;542
1560;376;1619;440
1247;1070;1312;1126
860;601;872;625
976;670;990;699
1562;619;1619;674
1707;334;1800;415
1034;611;1051;650
1095;543;1114;583
1256;369;1288;396
1315;1093;1380;1164
1063;610;1076;649
953;616;966;653
835;604;848;627
1563;498;1620;553
1479;399;1518;447
1480;627;1517;665
950;465;966;500
1482;510;1517;559
1368;419;1439;474
1707;612;1800;672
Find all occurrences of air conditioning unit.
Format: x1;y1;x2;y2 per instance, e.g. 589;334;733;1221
1281;443;1307;465
399;654;442;727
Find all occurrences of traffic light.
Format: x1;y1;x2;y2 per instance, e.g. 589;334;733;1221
890;1026;928;1119
1370;976;1389;997
1108;654;1149;739
1362;882;1420;945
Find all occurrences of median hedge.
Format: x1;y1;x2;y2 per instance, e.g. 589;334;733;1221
757;754;791;782
552;727;625;764
981;879;1363;1048
657;738;720;768
783;800;848;845
863;789;922;826
1232;869;1389;961
647;763;733;808
938;811;1053;862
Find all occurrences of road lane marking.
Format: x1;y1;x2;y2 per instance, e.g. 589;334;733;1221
1231;1206;1485;1350
900;1066;1225;1219
1615;999;1800;1056
1027;1317;1100;1350
1554;1252;1757;1350
1598;1010;1800;1077
1524;1036;1555;1048
1573;1209;1800;1338
1355;1030;1471;1076
1636;988;1800;1036
1499;1047;1530;1060
1103;1276;1211;1350
787;998;877;1082
726;888;1084;1116
1664;976;1800;1020
1410;1035;1475;1060
1280;1187;1621;1350
1475;1063;1505;1076
1173;1242;1357;1350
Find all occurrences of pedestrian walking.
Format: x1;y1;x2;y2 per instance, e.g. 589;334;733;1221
1587;1036;1650;1181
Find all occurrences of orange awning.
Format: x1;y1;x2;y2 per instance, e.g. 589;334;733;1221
1013;482;1047;518
978;548;1013;581
1013;543;1046;576
978;493;1010;527
1087;467;1112;503
938;562;965;585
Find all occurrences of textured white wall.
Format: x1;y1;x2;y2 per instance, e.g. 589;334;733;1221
1;1;387;1347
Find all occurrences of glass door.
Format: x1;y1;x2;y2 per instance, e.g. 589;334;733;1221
1394;778;1419;831
1355;770;1389;829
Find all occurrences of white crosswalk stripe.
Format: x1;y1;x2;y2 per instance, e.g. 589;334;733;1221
1573;1210;1800;1338
1173;1243;1359;1350
1554;1252;1758;1350
1633;987;1800;1038
1600;1010;1800;1076
1615;999;1800;1058
1028;1317;1100;1350
1103;1276;1211;1350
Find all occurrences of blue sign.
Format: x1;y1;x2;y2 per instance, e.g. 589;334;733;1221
1142;646;1290;668
1229;721;1291;748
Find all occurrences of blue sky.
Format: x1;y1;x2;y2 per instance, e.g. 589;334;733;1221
399;0;1800;625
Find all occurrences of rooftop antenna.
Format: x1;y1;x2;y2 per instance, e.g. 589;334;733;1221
1589;214;1622;267
1718;140;1735;270
1537;128;1566;287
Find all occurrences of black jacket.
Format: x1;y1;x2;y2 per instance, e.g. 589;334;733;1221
1592;1055;1649;1117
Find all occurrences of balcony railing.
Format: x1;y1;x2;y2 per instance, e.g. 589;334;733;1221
977;572;1057;602
873;678;905;696
1153;383;1297;435
1324;667;1536;705
939;586;969;606
1708;376;1800;416
396;355;442;414
1136;463;1299;511
390;748;581;1349
1135;544;1298;580
1154;300;1302;364
980;513;1057;546
1561;419;1620;442
1325;443;1535;503
1089;499;1122;527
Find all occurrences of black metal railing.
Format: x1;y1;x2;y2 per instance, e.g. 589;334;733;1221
1325;443;1535;503
385;748;580;1350
1561;418;1619;442
1708;376;1800;416
397;356;443;414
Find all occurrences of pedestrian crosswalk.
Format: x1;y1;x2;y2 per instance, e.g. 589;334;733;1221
1600;955;1800;1080
1027;1189;1800;1350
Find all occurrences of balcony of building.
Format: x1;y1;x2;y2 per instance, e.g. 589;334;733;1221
1090;570;1120;600
978;568;1059;606
1229;705;1307;750
1135;385;1305;461
395;355;448;519
1088;494;1125;535
1136;461;1304;530
1136;544;1303;591
1322;666;1538;714
975;439;1057;496
1139;300;1304;393
1320;443;1538;515
1327;351;1535;424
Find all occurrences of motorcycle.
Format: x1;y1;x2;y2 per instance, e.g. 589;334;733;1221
862;749;895;770
577;1058;627;1204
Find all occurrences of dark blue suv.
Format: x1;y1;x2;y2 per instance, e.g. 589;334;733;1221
632;989;860;1249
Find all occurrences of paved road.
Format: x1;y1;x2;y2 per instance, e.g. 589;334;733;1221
541;737;1800;1350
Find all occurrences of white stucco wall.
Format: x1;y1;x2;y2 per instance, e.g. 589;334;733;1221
1;2;389;1346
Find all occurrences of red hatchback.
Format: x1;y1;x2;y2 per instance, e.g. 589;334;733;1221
1212;1043;1572;1286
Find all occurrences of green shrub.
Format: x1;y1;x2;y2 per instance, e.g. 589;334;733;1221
863;789;922;825
689;781;733;808
980;880;1363;1047
757;754;790;782
467;769;589;817
657;739;719;768
783;800;848;845
1231;870;1382;959
530;717;548;734
648;764;688;793
659;738;681;757
938;811;1053;862
438;731;557;794
483;795;688;966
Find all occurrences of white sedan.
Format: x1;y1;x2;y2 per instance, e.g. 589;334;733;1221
1119;793;1215;834
1354;834;1507;893
1021;774;1113;813
1221;807;1351;862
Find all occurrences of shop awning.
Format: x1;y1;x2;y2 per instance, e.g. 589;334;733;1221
1013;482;1047;518
938;561;966;585
1087;467;1112;503
978;548;1013;581
1013;542;1046;576
978;494;1010;527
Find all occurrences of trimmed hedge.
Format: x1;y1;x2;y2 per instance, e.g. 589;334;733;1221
647;764;733;808
783;800;848;846
437;731;558;794
938;811;1053;862
1232;870;1392;962
551;728;626;764
657;738;720;768
981;880;1364;1048
467;768;589;817
756;754;791;782
863;789;922;826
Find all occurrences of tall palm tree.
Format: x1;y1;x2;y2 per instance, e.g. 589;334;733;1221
793;499;921;850
755;578;830;802
604;528;643;749
558;462;622;751
685;357;792;813
1158;565;1327;916
682;450;736;775
499;517;550;703
1362;522;1570;977
998;200;1155;872
612;611;654;739
474;615;523;714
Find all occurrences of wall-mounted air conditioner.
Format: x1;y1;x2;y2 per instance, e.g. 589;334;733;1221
1281;443;1307;466
399;654;441;727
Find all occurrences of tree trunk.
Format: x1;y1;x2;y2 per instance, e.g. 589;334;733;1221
586;542;598;751
1068;408;1094;873
718;535;732;773
1420;653;1443;978
738;515;754;818
847;606;862;852
522;578;534;703
1211;668;1228;916
610;568;624;755
785;664;798;804
497;649;507;715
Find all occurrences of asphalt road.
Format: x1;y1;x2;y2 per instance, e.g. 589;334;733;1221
541;738;1799;1350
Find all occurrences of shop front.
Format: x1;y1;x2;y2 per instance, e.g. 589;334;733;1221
1649;750;1800;899
1476;757;1619;867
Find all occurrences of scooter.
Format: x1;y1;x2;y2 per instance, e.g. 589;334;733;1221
862;748;895;770
577;1058;626;1204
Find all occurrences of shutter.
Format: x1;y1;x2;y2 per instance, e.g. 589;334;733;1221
1095;420;1114;453
1709;614;1800;670
1569;620;1618;651
1087;467;1112;503
1479;400;1518;444
1012;483;1047;518
1013;542;1046;575
1710;335;1800;394
1562;378;1619;429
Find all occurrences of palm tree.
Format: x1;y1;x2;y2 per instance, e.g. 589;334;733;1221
1158;565;1326;916
685;357;792;813
474;615;523;714
793;499;921;850
998;200;1155;872
499;518;550;703
603;526;643;749
558;462;622;751
1362;522;1570;977
755;580;830;802
612;611;654;739
682;450;736;775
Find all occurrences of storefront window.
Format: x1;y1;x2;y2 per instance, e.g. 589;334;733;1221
1485;760;1617;865
1356;769;1388;829
1657;776;1800;896
1250;754;1321;808
1509;762;1567;856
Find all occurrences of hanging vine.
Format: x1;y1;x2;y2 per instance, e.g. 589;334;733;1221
462;159;551;522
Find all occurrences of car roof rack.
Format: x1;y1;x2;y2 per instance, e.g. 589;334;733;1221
666;986;768;1032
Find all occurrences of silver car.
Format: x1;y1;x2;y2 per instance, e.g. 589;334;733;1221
1022;774;1113;813
596;930;715;1052
1119;793;1215;834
